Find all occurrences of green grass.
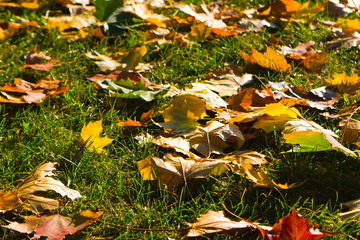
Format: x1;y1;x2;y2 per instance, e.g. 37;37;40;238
1;0;360;239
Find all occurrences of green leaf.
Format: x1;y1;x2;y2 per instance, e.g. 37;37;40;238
94;0;124;22
283;131;332;152
283;130;357;157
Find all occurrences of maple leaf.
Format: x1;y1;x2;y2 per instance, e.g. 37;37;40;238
325;73;360;93
185;210;268;237
0;22;21;42
283;130;357;157
270;207;330;239
258;0;303;19
137;154;228;188
184;121;245;157
81;120;114;153
175;3;227;29
239;47;291;72
252;103;300;133
339;118;360;144
227;88;277;112
241;163;298;189
336;18;360;35
187;22;212;42
0;162;82;214
5;210;102;240
0;78;68;104
157;94;207;132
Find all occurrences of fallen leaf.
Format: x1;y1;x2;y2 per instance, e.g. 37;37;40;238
339;198;360;220
271;207;330;239
137;154;228;188
0;22;21;42
187;22;212;42
22;60;64;71
239;47;291;72
5;210;102;240
0;78;68;104
239;19;278;32
325;73;360;93
283;130;357;156
117;118;142;127
123;0;170;28
88;70;152;86
326;0;353;17
242;163;298;189
183;121;245;157
81;120;114;153
185;211;263;237
336;18;360;35
157;94;207;132
339;118;360;144
227;88;277;112
252;103;300;133
175;4;227;29
258;0;303;19
0;162;82;213
47;15;96;32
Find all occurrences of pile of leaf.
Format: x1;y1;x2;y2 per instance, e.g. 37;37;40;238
2;0;360;239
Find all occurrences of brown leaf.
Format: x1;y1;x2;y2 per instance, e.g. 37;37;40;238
0;78;68;104
0;162;82;213
227;88;276;112
5;210;102;240
339;118;360;144
137;154;228;188
183;121;245;157
185;211;264;237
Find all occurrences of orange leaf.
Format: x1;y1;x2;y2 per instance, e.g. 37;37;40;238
240;47;291;72
117;118;142;127
272;207;330;239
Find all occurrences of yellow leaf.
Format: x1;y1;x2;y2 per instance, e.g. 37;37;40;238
326;73;359;86
158;94;207;132
261;103;300;118
242;163;298;189
252;103;300;133
337;18;360;35
188;22;212;42
81;120;113;153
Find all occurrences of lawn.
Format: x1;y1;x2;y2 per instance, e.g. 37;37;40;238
1;0;360;239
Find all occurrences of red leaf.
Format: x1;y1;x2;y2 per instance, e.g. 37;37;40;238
271;207;330;240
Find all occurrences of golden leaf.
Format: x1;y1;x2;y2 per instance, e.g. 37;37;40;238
81;120;113;153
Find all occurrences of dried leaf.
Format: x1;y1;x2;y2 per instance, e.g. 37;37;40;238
81;120;114;153
0;162;82;213
339;118;360;144
184;121;245;157
0;78;68;104
239;47;291;72
227;88;276;112
185;211;262;237
137;154;228;188
5;210;102;240
242;163;298;189
175;4;227;29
